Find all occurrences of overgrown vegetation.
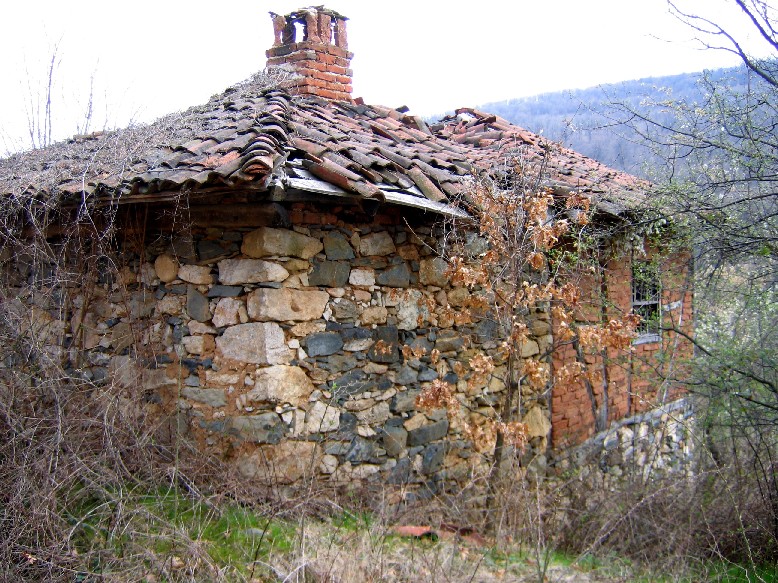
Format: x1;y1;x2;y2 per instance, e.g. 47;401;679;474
3;3;778;579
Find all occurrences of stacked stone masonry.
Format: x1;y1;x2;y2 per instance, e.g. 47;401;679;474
27;208;549;495
4;201;694;494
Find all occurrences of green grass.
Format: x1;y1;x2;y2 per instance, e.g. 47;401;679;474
61;484;778;582
66;483;298;578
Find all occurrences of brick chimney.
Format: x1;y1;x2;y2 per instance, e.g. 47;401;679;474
266;7;353;102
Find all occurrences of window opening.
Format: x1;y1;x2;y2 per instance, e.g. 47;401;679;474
632;261;661;342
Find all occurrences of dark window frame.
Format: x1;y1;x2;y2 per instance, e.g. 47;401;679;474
632;260;661;344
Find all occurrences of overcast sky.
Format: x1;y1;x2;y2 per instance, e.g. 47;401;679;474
0;0;768;153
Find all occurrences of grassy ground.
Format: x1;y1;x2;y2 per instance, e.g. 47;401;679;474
60;485;777;582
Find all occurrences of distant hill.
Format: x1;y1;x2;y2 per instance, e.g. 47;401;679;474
475;67;748;179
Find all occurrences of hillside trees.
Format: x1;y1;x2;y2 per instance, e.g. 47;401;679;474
607;0;778;559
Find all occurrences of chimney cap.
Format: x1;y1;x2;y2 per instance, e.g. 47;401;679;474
271;5;348;21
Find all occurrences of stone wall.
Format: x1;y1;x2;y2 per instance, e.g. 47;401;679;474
3;201;693;496
549;398;695;487
15;208;552;496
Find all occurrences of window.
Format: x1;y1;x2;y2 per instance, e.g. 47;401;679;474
632;261;661;343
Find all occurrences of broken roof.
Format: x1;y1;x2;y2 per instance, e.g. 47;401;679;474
0;73;647;220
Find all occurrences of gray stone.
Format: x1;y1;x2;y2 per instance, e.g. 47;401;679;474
421;443;446;474
308;261;350;288
230;413;285;444
345;437;378;463
407;419;449;447
247;365;314;407
341;326;372;341
475;318;499;341
186;286;211;322
435;330;464;352
419;257;449;287
247;288;329;322
332;369;373;401
207;285;243;298
395;366;419;386
216;322;292;365
182;387;226;407
368;326;400;363
392;389;420;413
464;232;489;256
217;258;289;285
359;232;396;256
304;332;344;357
386;457;412;484
355;401;391;425
129;291;156;319
320;353;357;372
198;240;226;261
382;425;408;456
417;366;439;382
377;263;410;287
332;298;358;320
242;227;322;259
323;232;355;260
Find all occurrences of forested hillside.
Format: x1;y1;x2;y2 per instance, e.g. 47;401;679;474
476;66;748;178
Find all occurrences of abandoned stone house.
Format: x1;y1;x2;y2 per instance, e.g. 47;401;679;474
0;7;693;492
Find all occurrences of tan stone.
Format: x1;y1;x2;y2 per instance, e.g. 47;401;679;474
241;227;323;259
520;339;540;357
355;401;391;425
320;454;338;474
156;295;183;316
178;264;213;285
217;258;288;285
363;362;388;374
359;232;396;256
290;321;327;336
359;306;388;325
530;319;552;336
447;287;471;307
305;400;340;433
247;365;314;407
109;355;175;392
419;257;449;287
236;441;320;483
247;288;329;322
282;259;311;272
397;244;420;261
188;321;217;334
349;268;375;287
353;290;372;303
182;335;212;355
212;297;243;328
404;413;427;431
523;406;551;438
216;322;292;365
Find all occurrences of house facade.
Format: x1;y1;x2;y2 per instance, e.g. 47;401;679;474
0;7;693;494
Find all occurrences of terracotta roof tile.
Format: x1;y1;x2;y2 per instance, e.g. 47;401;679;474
1;79;646;217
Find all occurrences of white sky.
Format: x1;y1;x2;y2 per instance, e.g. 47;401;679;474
0;0;769;153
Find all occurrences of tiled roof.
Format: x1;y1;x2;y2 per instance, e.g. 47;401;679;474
0;76;646;218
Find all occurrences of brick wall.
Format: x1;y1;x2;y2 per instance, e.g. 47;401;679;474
551;246;694;448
